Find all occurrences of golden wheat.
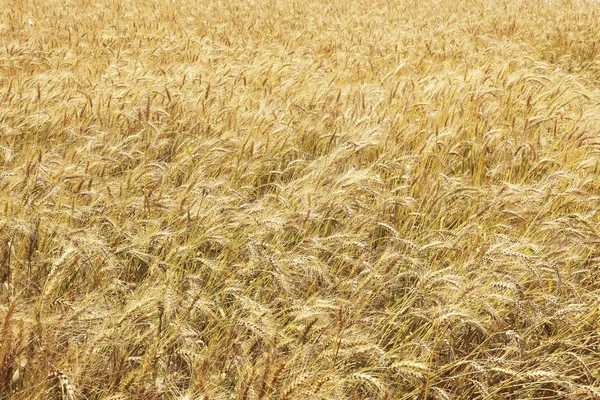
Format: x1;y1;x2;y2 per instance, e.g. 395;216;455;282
2;0;600;398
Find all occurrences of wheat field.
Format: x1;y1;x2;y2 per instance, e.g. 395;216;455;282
2;0;600;398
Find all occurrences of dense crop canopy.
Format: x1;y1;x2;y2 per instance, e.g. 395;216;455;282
2;0;600;398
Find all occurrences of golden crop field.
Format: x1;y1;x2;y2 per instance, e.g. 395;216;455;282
2;0;600;398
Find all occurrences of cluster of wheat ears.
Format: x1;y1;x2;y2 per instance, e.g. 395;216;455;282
2;0;600;398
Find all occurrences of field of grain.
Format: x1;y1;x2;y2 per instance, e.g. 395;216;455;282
2;0;600;398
